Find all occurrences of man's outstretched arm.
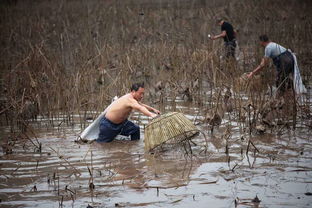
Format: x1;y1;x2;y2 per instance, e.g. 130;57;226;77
139;103;160;114
248;57;269;78
131;102;158;118
211;30;226;40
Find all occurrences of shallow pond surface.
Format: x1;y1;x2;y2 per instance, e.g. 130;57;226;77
1;97;312;208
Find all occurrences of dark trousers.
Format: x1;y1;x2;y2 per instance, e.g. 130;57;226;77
273;50;294;93
97;117;140;143
224;40;236;58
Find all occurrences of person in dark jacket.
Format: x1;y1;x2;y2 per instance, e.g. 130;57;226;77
210;18;237;59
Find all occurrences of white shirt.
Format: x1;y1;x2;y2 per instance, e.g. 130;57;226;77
264;42;287;59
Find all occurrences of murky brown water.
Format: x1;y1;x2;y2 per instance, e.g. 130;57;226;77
1;96;312;208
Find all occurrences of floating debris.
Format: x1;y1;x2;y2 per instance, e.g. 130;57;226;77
89;182;95;190
255;124;266;134
251;195;261;203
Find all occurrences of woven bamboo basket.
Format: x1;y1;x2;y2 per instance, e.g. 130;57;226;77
144;112;199;152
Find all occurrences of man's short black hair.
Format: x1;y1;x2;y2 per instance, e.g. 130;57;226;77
216;18;223;24
131;82;144;91
259;34;269;42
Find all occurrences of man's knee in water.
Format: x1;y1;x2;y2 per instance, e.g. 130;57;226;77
130;125;140;140
96;135;115;143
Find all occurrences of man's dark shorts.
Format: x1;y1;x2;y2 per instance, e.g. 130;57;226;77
97;117;140;143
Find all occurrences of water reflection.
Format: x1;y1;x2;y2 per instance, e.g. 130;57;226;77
0;97;312;208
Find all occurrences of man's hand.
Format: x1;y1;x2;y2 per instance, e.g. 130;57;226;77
151;113;158;118
247;71;254;79
153;109;161;115
211;31;226;40
249;57;268;79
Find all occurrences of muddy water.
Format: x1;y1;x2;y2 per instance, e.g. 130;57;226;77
1;97;312;208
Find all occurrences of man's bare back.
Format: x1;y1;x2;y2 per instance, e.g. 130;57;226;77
104;87;159;124
105;94;134;124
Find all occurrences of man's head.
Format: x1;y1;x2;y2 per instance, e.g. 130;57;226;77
259;34;269;47
131;82;145;101
216;18;224;26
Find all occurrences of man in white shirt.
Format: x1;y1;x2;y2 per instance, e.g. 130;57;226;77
248;35;294;95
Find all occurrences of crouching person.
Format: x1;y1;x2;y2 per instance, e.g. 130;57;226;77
248;35;295;96
97;82;160;143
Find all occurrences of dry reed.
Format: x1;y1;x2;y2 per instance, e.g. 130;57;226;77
0;0;311;145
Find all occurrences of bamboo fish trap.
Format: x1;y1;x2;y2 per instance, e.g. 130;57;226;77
144;112;199;152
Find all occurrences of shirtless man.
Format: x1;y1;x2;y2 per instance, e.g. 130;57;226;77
97;82;160;142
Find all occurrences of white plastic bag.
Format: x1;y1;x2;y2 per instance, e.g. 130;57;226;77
79;96;118;140
292;53;307;95
79;111;105;140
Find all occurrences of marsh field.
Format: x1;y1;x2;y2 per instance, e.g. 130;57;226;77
1;0;312;207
